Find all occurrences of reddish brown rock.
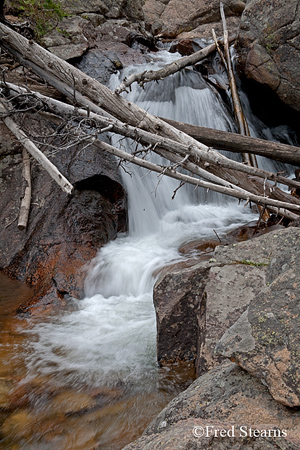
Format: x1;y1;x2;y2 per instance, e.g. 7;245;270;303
143;0;245;37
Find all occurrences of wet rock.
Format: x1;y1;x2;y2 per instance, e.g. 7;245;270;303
143;0;245;38
122;362;300;449
76;20;150;85
216;228;300;407
0;116;127;314
237;0;300;111
153;264;210;364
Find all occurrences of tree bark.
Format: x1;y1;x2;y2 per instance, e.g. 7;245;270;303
162;118;300;165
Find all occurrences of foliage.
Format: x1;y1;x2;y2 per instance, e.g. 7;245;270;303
17;0;68;39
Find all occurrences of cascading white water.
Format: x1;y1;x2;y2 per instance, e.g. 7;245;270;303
24;48;293;392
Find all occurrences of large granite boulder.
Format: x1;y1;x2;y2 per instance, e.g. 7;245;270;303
216;228;300;407
153;227;300;387
143;0;245;38
122;362;300;449
0;118;127;315
237;0;300;111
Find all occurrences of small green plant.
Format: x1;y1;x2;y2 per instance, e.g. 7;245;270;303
262;24;278;54
18;0;68;39
233;259;270;267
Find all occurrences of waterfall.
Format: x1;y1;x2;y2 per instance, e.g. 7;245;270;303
24;48;293;391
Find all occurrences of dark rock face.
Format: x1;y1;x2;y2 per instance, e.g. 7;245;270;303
0;121;127;314
237;0;300;111
122;362;300;449
153;265;209;364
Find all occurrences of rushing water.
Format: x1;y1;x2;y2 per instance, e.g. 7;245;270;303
2;48;296;450
24;50;259;390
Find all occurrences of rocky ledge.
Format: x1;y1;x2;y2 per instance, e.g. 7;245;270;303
124;227;300;448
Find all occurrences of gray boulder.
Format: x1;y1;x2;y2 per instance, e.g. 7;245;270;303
153;226;300;409
143;0;245;37
216;228;300;407
237;0;300;111
122;362;300;449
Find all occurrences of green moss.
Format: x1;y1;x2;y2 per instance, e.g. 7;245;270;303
261;24;278;54
17;0;68;39
233;259;270;267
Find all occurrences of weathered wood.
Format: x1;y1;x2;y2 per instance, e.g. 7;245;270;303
5;82;300;191
0;100;73;194
1;22;300;210
115;33;237;94
18;148;31;230
162;118;300;165
220;3;247;137
88;138;300;216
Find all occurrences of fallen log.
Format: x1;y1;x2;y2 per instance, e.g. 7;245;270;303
1;22;299;211
162;118;300;166
0;99;73;194
115;33;237;95
89;138;300;217
4;82;300;191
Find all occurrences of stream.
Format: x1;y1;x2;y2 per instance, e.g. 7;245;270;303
0;47;296;450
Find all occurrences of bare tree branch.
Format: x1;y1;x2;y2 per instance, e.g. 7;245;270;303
18;148;31;230
0;99;73;194
115;34;237;95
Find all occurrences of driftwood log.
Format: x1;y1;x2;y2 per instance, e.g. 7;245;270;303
115;34;236;94
162;118;300;165
18;148;31;230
